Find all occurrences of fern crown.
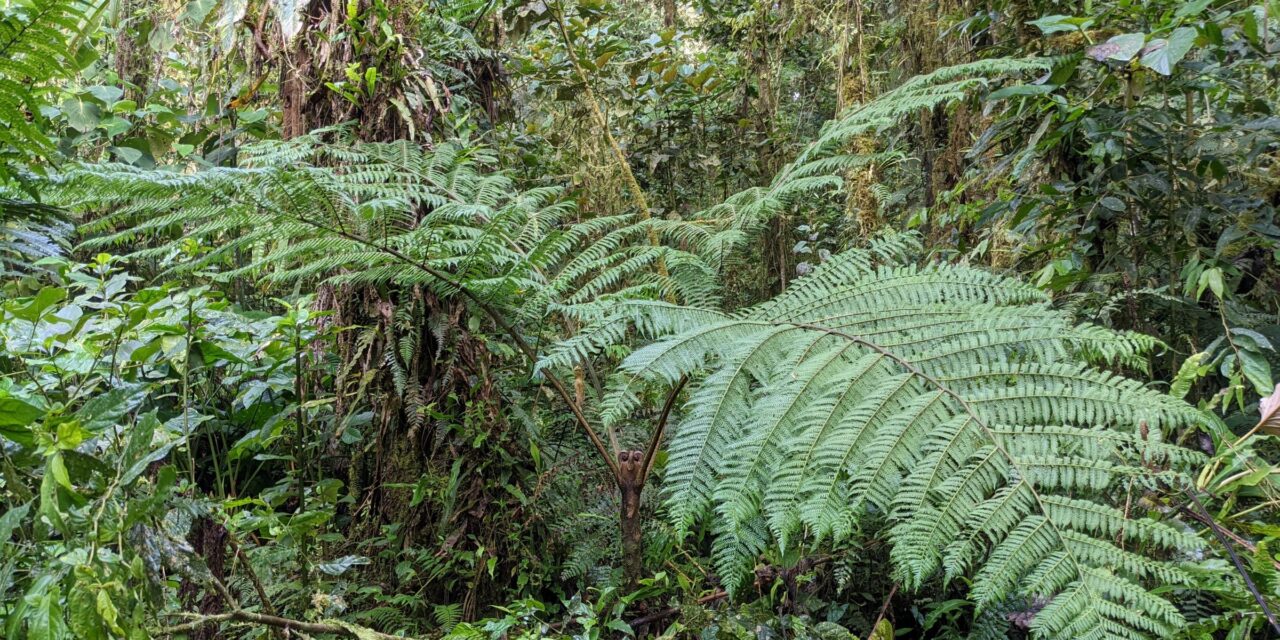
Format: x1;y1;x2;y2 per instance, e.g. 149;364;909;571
563;235;1209;640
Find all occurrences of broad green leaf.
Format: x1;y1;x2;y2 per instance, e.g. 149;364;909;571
148;26;176;53
987;84;1057;101
1088;33;1146;62
1197;267;1224;300
1239;350;1274;396
62;96;102;133
1175;0;1213;17
121;412;159;472
184;0;219;24
196;340;249;365
1029;14;1093;35
48;452;72;491
9;286;66;321
0;502;29;542
1100;196;1125;211
111;146;143;164
96;588;124;636
1141;27;1198;75
121;439;181;486
27;591;67;640
40;457;67;536
55;419;88;450
84;85;123;103
0;397;41;446
68;572;104;640
272;0;312;42
216;0;249;50
77;384;144;433
99;117;131;137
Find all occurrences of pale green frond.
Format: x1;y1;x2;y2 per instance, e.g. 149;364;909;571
610;247;1208;639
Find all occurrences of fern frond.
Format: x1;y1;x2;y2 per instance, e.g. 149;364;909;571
692;58;1051;243
0;0;92;177
603;240;1210;639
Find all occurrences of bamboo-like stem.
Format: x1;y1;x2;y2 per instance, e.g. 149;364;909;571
551;0;667;277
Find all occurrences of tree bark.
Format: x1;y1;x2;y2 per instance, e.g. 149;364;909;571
178;518;229;640
617;449;646;587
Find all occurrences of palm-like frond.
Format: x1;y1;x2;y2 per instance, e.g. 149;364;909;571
694;58;1051;237
570;239;1209;639
0;0;93;177
0;0;91;272
59;131;721;315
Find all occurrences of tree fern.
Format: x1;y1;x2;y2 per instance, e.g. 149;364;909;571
0;0;93;177
0;0;91;273
693;58;1051;235
568;237;1212;639
59;130;727;316
59;58;1051;319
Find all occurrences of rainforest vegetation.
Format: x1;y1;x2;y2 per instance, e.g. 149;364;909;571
1;0;1280;638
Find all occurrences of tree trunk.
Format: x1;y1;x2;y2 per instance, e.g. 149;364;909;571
179;518;228;640
114;0;152;105
617;450;645;587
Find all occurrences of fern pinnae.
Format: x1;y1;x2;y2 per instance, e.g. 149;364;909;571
662;326;795;534
799;373;922;541
712;335;848;534
763;350;892;544
850;388;957;516
616;242;1210;638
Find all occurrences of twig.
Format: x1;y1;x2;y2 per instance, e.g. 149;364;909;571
551;0;666;273
155;609;413;640
869;583;898;635
1185;489;1280;636
1177;502;1280;572
226;533;285;639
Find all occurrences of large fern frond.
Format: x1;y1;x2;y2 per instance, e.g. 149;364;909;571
693;58;1051;243
0;0;93;177
58;133;721;315
588;239;1210;639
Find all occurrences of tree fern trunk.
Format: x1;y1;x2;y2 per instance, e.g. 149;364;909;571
618;450;645;587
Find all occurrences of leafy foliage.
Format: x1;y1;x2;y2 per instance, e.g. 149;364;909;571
0;0;91;177
572;235;1210;638
0;197;70;275
698;58;1051;236
60;129;725;313
2;0;1279;637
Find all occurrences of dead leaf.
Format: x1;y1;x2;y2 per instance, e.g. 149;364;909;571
1259;383;1280;435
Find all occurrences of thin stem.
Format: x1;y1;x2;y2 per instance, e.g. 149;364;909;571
1185;489;1280;635
642;375;687;480
551;0;667;276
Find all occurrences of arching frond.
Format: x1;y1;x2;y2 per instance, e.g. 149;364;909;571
590;240;1210;640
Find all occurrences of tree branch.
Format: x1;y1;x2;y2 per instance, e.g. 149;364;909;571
156;609;413;640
